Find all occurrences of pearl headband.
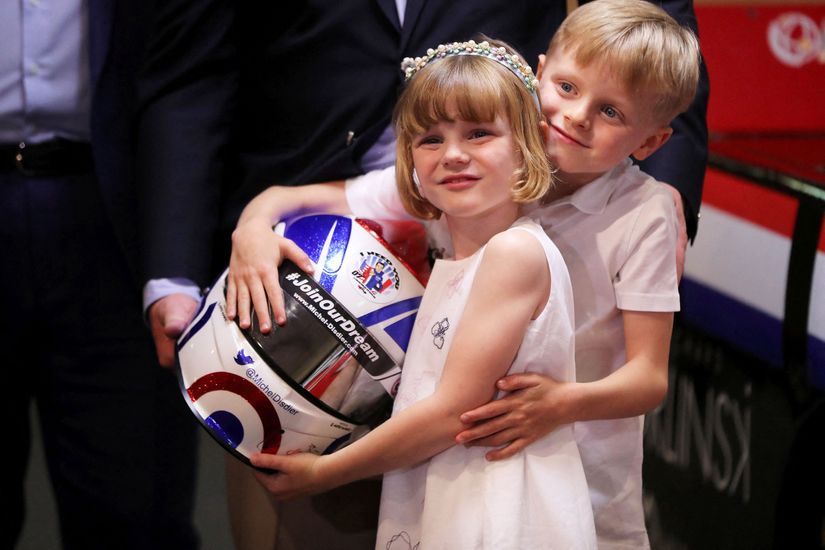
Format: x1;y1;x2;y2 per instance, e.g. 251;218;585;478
401;40;541;109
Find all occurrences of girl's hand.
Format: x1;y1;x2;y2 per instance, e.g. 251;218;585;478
225;217;314;332
249;452;328;500
455;373;575;461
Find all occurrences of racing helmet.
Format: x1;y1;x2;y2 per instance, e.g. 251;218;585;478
176;215;428;464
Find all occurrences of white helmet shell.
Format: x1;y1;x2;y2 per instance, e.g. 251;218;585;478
176;215;427;463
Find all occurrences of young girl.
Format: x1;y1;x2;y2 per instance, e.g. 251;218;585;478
248;40;596;549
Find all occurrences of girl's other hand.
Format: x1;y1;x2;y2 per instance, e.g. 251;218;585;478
225;217;313;332
249;451;327;500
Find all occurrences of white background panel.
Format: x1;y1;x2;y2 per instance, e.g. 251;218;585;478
685;204;790;319
808;250;825;341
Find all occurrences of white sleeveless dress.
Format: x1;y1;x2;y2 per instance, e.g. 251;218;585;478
376;217;596;550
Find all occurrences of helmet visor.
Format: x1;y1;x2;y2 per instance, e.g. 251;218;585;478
240;260;398;427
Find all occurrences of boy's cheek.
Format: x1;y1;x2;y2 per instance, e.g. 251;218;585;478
544;139;556;160
543;134;560;159
539;102;554;122
537;80;555;110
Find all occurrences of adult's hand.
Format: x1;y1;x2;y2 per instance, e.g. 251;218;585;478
663;183;688;281
148;293;200;367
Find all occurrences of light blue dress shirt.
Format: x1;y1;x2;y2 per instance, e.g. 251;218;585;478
0;0;90;144
358;0;406;173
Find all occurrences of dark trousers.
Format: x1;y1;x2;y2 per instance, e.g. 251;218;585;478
0;170;199;549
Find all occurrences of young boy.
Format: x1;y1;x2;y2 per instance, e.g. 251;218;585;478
227;1;700;547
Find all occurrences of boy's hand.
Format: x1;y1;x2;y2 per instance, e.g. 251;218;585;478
250;452;327;500
455;373;574;461
226;217;314;332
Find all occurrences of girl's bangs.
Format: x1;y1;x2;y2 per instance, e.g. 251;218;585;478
403;59;505;134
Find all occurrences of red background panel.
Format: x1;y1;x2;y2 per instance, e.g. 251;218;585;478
696;5;825;132
702;167;799;238
820;215;825;252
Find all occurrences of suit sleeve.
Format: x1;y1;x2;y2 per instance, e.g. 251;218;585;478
135;0;237;288
636;0;710;241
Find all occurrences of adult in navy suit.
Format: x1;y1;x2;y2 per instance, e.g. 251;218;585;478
0;2;198;548
137;0;707;546
140;0;707;365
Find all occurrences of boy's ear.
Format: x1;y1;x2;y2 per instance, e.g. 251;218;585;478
536;54;546;80
631;126;673;161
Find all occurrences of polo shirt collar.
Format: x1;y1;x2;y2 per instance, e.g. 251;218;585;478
557;158;633;215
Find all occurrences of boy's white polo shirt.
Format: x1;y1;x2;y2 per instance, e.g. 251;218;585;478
527;158;680;383
345;158;680;549
345;165;454;260
528;158;679;549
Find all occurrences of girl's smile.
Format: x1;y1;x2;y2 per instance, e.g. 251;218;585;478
438;173;481;188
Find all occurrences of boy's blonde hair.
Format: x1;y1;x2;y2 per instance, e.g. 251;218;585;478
393;40;552;220
549;0;701;125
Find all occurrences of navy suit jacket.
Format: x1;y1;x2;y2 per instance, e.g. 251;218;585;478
137;0;707;289
87;0;154;282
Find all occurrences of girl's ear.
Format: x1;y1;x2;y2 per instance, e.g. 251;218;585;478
631;126;673;161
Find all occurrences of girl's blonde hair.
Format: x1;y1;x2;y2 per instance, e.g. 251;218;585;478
393;40;552;220
549;0;701;125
